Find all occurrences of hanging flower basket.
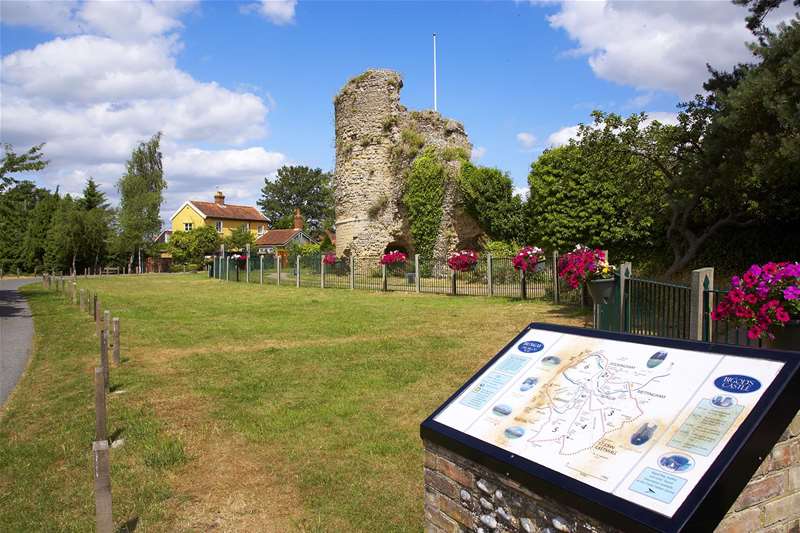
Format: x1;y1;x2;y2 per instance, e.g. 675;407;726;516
447;250;479;273
512;246;544;272
712;261;800;346
557;245;615;289
380;250;408;265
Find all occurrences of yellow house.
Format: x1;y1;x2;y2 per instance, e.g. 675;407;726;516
169;191;268;238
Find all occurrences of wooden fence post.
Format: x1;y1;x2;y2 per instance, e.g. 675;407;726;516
100;329;109;388
92;439;113;533
94;367;107;441
487;254;494;297
104;310;111;340
690;268;714;341
552;251;560;304
72;282;78;305
519;269;527;300
321;255;325;289
112;318;121;366
382;264;387;291
296;255;301;287
80;289;86;312
260;255;264;285
93;294;99;322
415;254;421;293
349;256;354;290
451;271;457;296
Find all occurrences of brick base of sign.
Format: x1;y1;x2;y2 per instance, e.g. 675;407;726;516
423;412;800;533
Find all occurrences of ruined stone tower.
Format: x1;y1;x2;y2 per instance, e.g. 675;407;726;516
333;69;483;260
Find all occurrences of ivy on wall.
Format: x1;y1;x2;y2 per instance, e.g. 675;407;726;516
403;147;446;263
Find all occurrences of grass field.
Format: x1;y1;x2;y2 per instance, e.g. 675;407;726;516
0;274;586;532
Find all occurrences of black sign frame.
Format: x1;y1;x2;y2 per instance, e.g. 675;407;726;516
420;322;800;533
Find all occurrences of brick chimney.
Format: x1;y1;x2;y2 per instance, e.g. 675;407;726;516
214;191;225;205
293;208;304;230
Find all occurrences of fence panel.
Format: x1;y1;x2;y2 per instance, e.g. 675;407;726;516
626;277;691;340
386;260;416;292
299;254;321;288
703;289;761;348
325;257;351;289
418;257;451;295
352;256;383;291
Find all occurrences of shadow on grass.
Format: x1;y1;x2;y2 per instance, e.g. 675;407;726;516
117;516;138;532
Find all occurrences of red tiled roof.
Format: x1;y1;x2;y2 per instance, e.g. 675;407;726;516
255;229;302;246
190;201;267;222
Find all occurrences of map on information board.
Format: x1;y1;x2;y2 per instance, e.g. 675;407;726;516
433;326;786;518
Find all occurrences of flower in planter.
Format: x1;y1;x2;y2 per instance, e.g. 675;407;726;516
712;261;800;340
512;246;544;272
447;250;479;272
323;253;337;265
380;250;408;265
557;245;615;289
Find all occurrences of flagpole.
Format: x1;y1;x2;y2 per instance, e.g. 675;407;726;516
433;33;438;112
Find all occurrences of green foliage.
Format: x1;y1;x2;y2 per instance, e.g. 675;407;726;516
319;233;334;252
441;146;469;162
223;225;255;252
77;177;109;210
381;116;398;132
367;193;389;219
482;240;519;257
297;242;321;256
403;148;445;262
257;165;333;234
391;128;425;167
459;162;526;243
170;226;221;264
44;195;85;272
117;132;166;268
0;143;47;192
0;181;54;272
527;143;661;257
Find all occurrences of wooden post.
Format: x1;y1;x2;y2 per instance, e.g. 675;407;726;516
618;262;632;333
260;255;264;285
487;254;494;297
94;367;107;441
690;268;714;341
520;269;527;300
296;255;301;287
552;251;560;304
276;253;281;286
100;329;109;388
93;294;99;321
72;282;78;305
320;255;325;289
226;257;230;281
415;254;421;293
451;271;457;296
349;256;354;290
382;264;387;291
246;244;251;283
92;439;114;533
104;310;111;340
112;318;121;366
80;289;86;312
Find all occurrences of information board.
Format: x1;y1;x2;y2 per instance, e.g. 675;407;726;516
421;323;800;532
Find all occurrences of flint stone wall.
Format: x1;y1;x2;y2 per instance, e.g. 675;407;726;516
423;410;800;533
333;69;483;260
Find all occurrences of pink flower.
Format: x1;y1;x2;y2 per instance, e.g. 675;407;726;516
784;285;800;300
775;307;791;323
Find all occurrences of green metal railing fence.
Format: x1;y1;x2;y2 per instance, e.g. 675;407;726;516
625;277;691;340
702;287;761;347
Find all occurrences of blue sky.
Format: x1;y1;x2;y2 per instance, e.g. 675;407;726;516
1;0;784;220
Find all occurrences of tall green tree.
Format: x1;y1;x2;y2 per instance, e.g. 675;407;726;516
223;225;255;252
459;162;526;243
117;132;167;271
78;177;109;210
45;196;85;273
169;226;221;264
257;165;333;232
0;181;54;272
0;143;47;192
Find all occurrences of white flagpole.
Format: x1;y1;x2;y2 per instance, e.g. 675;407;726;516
433;33;438;112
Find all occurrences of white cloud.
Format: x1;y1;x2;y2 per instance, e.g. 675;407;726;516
545;0;797;98
242;0;297;25
0;0;286;220
545;111;679;147
513;186;530;200
516;132;538;151
471;146;487;160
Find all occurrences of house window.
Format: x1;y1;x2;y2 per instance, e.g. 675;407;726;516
245;223;250;232
215;220;223;232
184;222;193;231
258;225;265;235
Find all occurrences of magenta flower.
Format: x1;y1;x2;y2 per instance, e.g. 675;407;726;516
784;285;800;300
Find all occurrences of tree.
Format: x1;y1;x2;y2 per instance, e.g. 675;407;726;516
117;132;167;271
169;226;220;264
0;181;54;272
1;144;47;192
526;143;662;255
78;178;109;210
257;166;333;233
223;225;255;252
45;196;85;273
459;162;526;243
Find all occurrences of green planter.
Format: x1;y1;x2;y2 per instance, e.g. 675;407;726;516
588;278;616;304
766;319;800;352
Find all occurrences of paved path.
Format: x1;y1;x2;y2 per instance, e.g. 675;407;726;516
0;279;35;407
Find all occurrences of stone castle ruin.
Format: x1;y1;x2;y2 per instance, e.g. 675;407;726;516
333;69;483;261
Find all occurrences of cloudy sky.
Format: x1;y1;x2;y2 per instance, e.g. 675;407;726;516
1;0;791;220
